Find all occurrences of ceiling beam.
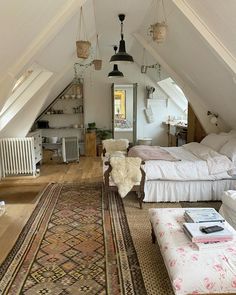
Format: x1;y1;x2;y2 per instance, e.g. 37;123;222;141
133;32;227;133
172;0;236;74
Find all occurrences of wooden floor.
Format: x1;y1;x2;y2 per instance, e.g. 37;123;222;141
0;156;103;263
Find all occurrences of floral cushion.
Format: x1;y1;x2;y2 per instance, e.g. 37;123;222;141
149;208;236;295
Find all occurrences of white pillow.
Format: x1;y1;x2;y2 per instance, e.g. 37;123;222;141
184;142;219;158
219;138;236;165
200;133;230;151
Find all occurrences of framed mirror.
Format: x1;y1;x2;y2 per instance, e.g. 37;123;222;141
111;83;137;144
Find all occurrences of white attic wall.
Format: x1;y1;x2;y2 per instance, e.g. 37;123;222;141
83;56;184;146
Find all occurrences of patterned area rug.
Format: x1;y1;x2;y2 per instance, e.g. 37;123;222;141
0;183;146;295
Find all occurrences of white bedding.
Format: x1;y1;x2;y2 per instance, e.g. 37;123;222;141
144;145;232;181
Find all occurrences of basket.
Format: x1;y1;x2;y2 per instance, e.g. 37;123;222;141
93;59;102;70
150;22;167;43
76;40;91;59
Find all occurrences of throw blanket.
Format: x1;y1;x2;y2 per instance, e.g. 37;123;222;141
110;156;142;198
128;145;179;161
184;142;233;174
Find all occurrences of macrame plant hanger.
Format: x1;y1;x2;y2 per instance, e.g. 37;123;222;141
149;0;168;43
76;6;91;59
92;34;102;70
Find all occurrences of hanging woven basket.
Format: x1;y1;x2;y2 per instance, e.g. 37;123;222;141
93;59;102;70
76;7;91;59
150;22;167;43
76;40;91;59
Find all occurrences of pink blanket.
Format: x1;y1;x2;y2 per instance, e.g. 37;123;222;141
128;145;179;161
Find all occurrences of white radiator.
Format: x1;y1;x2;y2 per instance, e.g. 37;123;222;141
0;138;36;177
62;137;79;163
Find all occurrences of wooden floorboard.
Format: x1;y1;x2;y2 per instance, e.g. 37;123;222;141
0;156;103;263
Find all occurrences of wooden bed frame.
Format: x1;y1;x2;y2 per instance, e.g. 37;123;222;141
103;160;146;209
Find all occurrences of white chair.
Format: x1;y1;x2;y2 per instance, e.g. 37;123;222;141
102;138;129;158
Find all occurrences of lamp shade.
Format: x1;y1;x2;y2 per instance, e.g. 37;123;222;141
110;14;134;64
108;64;124;78
110;39;134;64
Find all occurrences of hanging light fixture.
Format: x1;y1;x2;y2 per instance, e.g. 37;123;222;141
110;14;134;64
108;46;124;78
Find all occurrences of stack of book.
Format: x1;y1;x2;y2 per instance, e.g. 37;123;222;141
184;208;225;223
183;208;234;250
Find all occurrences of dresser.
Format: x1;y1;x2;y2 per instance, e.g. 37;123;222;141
27;130;43;164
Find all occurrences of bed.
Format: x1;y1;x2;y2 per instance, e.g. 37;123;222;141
128;131;236;202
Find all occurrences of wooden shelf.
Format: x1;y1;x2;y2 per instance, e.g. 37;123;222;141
43;113;83;116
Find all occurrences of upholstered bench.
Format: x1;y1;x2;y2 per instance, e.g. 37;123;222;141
149;208;236;295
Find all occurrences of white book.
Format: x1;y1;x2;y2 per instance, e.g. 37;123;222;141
193;240;235;251
183;222;234;243
184;208;225;223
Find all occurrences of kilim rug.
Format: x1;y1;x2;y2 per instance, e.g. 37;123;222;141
0;183;147;295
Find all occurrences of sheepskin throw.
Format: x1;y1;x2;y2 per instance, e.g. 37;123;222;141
102;139;129;153
110;156;142;198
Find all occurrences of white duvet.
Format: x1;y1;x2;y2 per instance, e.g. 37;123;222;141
144;143;233;181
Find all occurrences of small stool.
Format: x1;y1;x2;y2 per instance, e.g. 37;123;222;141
219;190;236;229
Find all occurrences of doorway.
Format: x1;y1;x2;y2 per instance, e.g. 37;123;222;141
112;83;137;144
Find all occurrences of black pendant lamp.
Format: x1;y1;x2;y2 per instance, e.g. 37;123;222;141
110;14;134;64
108;46;124;78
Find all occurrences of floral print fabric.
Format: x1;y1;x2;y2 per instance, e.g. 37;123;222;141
149;208;236;295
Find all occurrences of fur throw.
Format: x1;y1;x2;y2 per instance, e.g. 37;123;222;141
110;156;142;198
102;139;129;153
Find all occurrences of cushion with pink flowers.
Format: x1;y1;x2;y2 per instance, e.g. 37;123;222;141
149;208;236;295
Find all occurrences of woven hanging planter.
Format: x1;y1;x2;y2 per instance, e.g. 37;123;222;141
93;59;102;70
150;22;167;43
92;34;102;70
76;40;91;59
150;0;168;43
76;7;91;59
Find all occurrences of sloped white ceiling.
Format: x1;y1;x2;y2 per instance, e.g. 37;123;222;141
137;0;236;128
187;0;236;57
1;0;236;133
0;0;66;76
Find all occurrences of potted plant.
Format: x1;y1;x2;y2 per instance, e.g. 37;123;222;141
96;129;112;141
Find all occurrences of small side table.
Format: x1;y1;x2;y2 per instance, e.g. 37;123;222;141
85;132;97;157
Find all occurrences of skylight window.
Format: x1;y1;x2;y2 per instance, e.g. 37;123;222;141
157;78;188;112
12;70;33;93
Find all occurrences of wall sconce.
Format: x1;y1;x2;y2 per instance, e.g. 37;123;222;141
141;63;159;74
207;111;218;126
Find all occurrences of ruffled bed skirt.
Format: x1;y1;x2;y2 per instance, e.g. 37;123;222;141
144;179;236;202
